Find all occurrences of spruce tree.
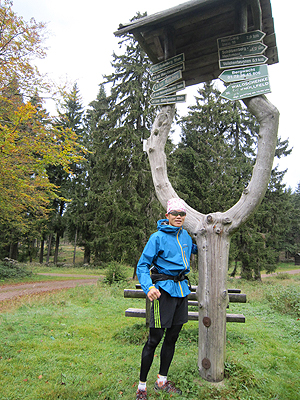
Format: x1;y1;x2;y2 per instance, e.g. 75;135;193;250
174;81;292;279
48;83;85;264
86;21;163;267
173;81;257;213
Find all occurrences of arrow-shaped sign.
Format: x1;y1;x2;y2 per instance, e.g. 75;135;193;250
150;94;186;106
220;75;271;101
219;55;268;69
150;53;185;74
151;81;185;99
151;63;185;82
217;30;266;50
219;43;267;59
152;70;182;92
218;65;269;83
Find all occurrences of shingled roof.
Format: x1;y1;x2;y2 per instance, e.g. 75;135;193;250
114;0;278;87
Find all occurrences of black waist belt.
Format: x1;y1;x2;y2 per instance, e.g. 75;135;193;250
151;272;191;289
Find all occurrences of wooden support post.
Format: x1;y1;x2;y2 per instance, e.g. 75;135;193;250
248;0;262;30
163;26;176;60
235;0;248;33
145;297;151;327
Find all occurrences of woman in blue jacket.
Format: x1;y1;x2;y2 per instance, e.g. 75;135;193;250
135;198;197;400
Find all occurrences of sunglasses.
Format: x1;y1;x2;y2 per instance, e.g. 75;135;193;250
169;211;186;217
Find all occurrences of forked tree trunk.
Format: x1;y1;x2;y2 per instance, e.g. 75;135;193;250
145;95;279;382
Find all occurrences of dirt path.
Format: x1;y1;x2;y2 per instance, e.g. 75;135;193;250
260;269;300;278
0;269;299;303
0;274;103;302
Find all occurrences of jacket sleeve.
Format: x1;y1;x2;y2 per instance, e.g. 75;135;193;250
136;234;159;294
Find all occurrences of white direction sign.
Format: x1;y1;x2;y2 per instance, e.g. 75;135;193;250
151;63;185;82
150;53;185;74
219;43;267;59
218;65;269;83
151;81;185;99
150;94;186;106
152;70;182;92
219;55;268;69
220;76;271;101
217;30;266;50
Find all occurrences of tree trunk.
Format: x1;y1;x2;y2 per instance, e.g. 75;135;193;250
54;233;60;265
83;246;91;264
39;239;44;264
73;228;78;265
9;242;18;260
145;95;279;382
46;234;52;264
230;260;238;277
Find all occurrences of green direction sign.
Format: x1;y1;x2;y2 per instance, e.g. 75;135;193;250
217;30;266;50
150;94;186;106
218;65;268;83
151;81;185;99
151;63;184;82
152;70;182;92
219;42;267;59
219;55;268;69
150;53;185;74
220;76;271;101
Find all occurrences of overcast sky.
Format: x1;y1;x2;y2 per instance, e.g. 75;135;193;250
12;0;300;191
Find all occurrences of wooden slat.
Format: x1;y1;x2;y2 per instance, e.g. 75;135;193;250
125;308;245;323
135;284;241;293
128;288;246;302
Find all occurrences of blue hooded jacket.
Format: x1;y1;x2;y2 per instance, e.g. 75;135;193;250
137;219;197;298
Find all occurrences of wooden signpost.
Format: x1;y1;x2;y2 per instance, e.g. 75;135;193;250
115;0;279;384
218;28;270;101
150;54;186;106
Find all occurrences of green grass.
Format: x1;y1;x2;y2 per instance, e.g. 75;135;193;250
0;272;299;399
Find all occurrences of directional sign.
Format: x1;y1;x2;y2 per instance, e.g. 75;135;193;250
150;53;185;74
150;94;186;106
151;81;185;98
152;70;182;92
219;43;267;59
151;63;185;82
218;65;269;83
220;75;271;101
217;30;266;50
219;55;268;69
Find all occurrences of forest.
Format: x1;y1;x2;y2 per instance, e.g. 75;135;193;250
1;1;300;280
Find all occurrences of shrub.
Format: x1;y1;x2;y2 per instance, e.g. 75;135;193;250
0;259;32;280
275;273;290;280
265;284;300;317
104;261;127;285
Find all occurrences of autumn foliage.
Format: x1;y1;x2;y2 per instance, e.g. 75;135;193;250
0;0;82;226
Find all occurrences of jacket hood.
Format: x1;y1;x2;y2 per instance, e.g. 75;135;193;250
157;219;181;234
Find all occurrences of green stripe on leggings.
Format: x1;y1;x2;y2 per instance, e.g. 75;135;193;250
153;299;161;328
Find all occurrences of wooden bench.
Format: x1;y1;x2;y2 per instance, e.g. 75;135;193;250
124;284;246;325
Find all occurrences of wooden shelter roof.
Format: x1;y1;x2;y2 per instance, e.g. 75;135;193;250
114;0;278;87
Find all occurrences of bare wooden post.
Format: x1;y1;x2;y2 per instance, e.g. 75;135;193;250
145;95;279;381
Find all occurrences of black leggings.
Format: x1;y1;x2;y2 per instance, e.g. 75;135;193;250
139;324;183;382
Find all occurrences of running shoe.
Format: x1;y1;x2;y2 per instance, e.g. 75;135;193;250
136;388;147;399
154;380;182;394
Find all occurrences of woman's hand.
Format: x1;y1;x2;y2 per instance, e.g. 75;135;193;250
147;287;161;301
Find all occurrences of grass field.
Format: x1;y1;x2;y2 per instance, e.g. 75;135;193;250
0;264;299;400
